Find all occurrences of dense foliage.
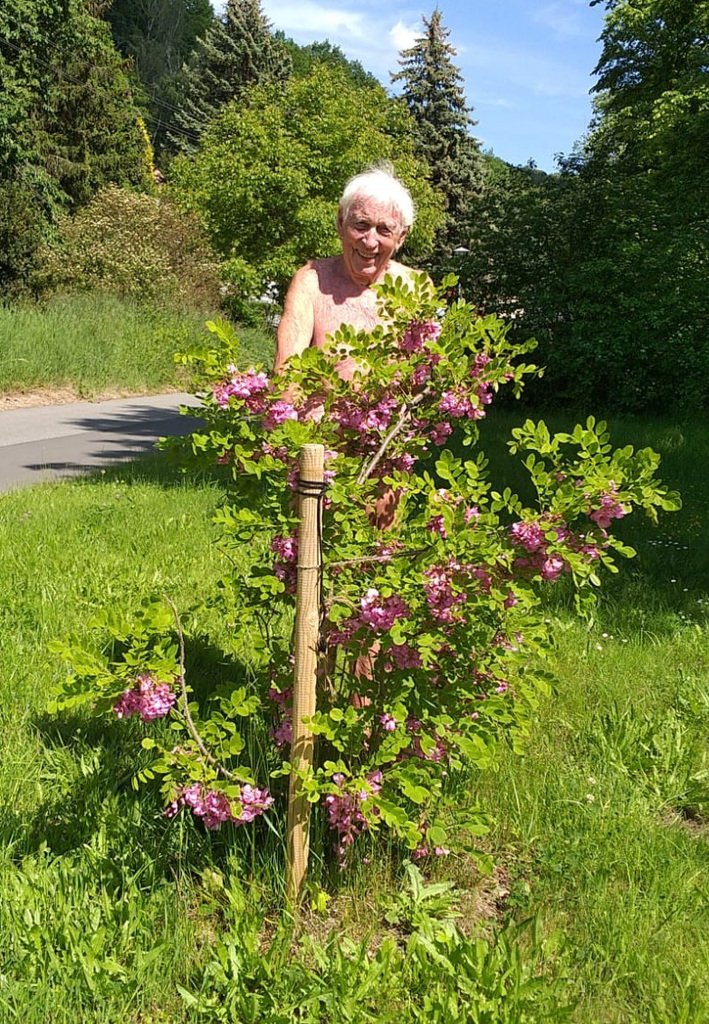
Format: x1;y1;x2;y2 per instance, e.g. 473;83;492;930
168;0;291;153
51;277;678;868
276;33;379;88
169;66;443;303
104;0;213;157
0;0;152;291
35;185;221;310
466;0;709;414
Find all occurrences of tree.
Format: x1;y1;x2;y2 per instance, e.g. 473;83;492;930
104;0;214;156
169;0;291;152
0;0;152;289
391;9;485;262
106;0;214;84
275;33;378;88
539;0;709;412
465;0;709;414
169;65;443;305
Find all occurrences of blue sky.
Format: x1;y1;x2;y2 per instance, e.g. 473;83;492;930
215;0;609;171
217;0;610;169
256;0;610;169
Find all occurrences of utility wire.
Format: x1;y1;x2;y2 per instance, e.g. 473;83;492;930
0;36;201;145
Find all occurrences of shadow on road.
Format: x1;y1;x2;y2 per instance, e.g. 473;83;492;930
20;405;204;481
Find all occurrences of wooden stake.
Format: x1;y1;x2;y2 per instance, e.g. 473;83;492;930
286;443;324;901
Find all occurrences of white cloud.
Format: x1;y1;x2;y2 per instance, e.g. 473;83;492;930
389;18;421;52
263;0;368;39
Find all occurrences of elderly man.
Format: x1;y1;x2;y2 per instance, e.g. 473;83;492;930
274;166;418;378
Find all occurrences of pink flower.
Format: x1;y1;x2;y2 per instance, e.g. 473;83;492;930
509;520;546;552
426;514;447;538
430;421;452;446
166;783;273;829
113;673;176;722
590;484;628;529
360;589;410;632
379;713;398;732
400;319;442;354
212;367;269;408
389;642;422;670
272;533;298;593
269;687;293;747
324;771;383;866
262;400;299;431
541;554;566;580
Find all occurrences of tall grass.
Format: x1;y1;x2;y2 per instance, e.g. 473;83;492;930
1;408;709;1021
0;293;274;397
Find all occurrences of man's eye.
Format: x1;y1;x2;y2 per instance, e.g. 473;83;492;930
379;227;393;237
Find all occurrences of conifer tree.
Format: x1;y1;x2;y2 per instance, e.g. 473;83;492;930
170;0;291;151
0;0;152;287
391;8;485;258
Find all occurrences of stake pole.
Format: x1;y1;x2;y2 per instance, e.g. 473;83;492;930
286;443;324;901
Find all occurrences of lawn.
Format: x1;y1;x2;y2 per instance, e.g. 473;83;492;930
1;407;708;1021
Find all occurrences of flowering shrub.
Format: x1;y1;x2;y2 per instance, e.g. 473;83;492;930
49;273;679;861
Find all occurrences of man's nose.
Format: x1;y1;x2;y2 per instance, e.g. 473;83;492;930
361;227;378;247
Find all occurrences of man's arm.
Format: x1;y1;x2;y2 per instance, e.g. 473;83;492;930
274;265;315;373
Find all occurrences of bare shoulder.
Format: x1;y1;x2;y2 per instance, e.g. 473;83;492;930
286;260;319;297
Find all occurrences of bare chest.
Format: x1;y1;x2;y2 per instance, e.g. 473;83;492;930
311;288;380;349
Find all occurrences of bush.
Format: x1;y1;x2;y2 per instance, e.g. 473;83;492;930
35;185;221;312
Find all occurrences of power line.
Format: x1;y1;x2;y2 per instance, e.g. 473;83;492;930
1;10;208;123
0;35;201;145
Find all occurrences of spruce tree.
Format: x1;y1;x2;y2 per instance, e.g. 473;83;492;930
391;8;485;258
0;0;152;287
170;0;291;151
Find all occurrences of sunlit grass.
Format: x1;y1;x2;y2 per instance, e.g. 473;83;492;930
1;407;709;1020
0;293;275;397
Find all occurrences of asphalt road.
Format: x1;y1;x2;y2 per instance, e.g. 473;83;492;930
0;393;202;493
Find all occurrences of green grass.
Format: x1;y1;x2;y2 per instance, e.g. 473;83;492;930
1;409;709;1021
0;293;275;397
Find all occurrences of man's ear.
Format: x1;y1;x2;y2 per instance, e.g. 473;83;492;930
396;227;409;251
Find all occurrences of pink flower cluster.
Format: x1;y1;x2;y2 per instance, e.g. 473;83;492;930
509;518;570;580
422;559;470;623
360;588;410;631
430;421;452;446
406;718;447;762
509;516;604;581
326;588;413;646
324;771;382;865
213;367;269;408
400;319;442;354
271;532;298;593
388;642;422;670
262;399;299;432
590;484;628;529
165;782;274;829
113;673;176;722
268;687;293;747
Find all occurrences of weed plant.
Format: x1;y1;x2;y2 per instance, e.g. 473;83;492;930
1;409;708;1020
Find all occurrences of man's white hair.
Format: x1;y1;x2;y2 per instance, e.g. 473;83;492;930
339;164;415;232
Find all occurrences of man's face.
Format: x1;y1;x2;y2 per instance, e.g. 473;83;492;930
338;198;407;286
